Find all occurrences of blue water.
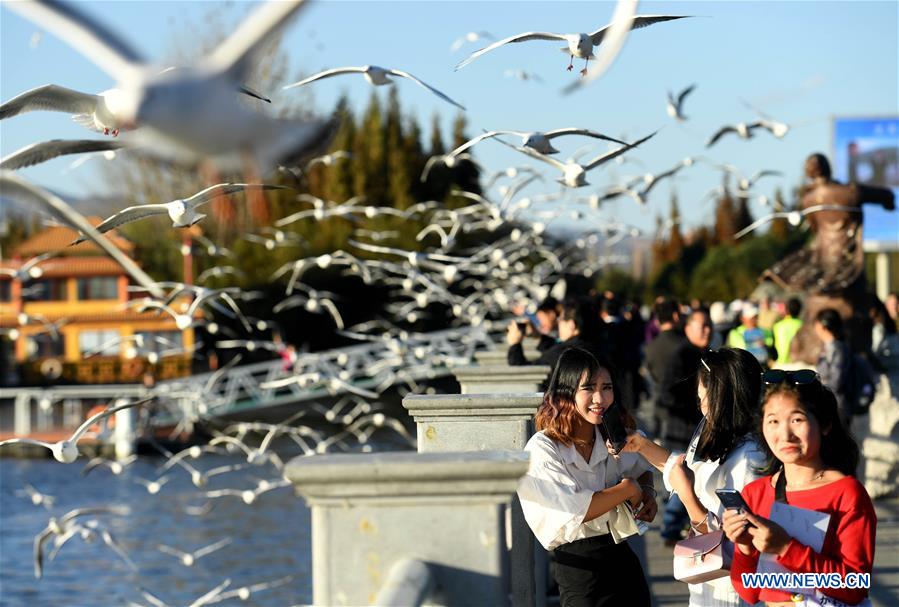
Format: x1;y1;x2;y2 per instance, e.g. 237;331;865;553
0;455;312;606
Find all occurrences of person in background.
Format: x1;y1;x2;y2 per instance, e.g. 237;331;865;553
727;303;775;366
773;298;803;366
624;348;765;606
724;372;876;607
645;297;702;546
885;291;899;326
814;308;853;425
507;298;601;369
708;302;731;350
870;297;897;363
684;308;713;353
757;296;780;332
518;348;656;606
534;296;561;351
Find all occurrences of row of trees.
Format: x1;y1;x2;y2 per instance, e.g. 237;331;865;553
595;184;808;303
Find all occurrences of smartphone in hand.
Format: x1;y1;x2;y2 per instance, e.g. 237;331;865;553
715;488;753;516
599;402;628;455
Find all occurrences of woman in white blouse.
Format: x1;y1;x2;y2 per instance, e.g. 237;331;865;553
518;348;657;607
623;347;766;607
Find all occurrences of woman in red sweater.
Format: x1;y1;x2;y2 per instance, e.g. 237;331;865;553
722;371;876;606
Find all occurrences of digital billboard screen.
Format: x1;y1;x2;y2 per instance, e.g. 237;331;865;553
832;116;899;244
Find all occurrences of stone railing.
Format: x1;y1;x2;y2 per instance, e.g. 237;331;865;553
286;450;529;607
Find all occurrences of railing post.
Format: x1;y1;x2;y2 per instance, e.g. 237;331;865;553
403;393;546;607
13;393;32;436
286;450;529;607
114;398;137;460
451;364;551;394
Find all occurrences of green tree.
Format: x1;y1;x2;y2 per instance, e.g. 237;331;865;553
714;180;738;244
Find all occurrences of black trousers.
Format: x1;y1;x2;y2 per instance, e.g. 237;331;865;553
551;534;651;607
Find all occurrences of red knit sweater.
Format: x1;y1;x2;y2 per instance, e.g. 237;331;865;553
730;475;876;605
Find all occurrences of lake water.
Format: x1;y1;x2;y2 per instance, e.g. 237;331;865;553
0;454;314;606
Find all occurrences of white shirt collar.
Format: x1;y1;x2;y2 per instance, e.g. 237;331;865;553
560;426;609;470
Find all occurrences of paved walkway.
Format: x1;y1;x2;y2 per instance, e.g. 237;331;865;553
637;497;899;606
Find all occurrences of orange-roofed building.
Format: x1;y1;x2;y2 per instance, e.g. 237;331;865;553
0;218;196;385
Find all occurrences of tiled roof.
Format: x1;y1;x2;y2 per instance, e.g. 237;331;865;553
12;217;133;257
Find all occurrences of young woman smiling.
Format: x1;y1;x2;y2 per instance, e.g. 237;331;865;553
517;348;656;606
723;372;876;607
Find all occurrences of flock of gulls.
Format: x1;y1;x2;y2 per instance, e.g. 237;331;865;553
0;0;806;604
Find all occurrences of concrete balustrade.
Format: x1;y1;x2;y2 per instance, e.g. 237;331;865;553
451;364;551;394
286;450;530;607
401;393;543;452
402;392;547;607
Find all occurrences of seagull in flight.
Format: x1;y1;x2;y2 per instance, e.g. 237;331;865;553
0;252;55;281
455;15;692;75
284;65;465;110
734;204;861;239
0;399;148;463
666;84;696;121
71;183;288;243
0;139;124;171
156;538;233;567
497;131;657;188
444;127;627;159
706;119;790;147
450;30;495;52
4;0;325;170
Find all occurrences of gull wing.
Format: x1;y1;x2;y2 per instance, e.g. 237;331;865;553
205;0;308;77
455;32;567;70
1;139;123;171
0;84;99;120
1;171;164;297
450;130;526;157
69;399;149;443
72;204;168;244
542;128;628;145
183;183;290;210
5;0;144;79
705;125;737;148
494;137;567;171
589;14;692;45
387;69;466;110
193;537;233;559
283;67;367;90
677;83;696;105
583;130;657;172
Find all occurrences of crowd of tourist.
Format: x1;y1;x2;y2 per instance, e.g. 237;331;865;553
508;289;897;606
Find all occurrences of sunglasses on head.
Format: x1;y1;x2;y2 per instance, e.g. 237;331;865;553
762;369;818;385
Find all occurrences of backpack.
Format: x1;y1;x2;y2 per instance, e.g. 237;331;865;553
847;353;877;415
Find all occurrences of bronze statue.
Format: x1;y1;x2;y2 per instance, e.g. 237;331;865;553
762;153;895;363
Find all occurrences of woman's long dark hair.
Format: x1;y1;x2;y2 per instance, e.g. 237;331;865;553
756;379;860;476
694;348;763;462
536;348;635;446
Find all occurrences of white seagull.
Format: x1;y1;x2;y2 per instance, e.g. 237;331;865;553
156;537;233;567
0;139;124;170
497;131;657;188
734;204;861;239
71;183;288;243
4;0;325;170
450;30;495;52
455;15;692;75
284;65;465;110
706;120;790;148
666;84;696;121
0;399;148;463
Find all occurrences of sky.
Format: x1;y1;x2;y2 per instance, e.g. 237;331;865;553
1;0;897;242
